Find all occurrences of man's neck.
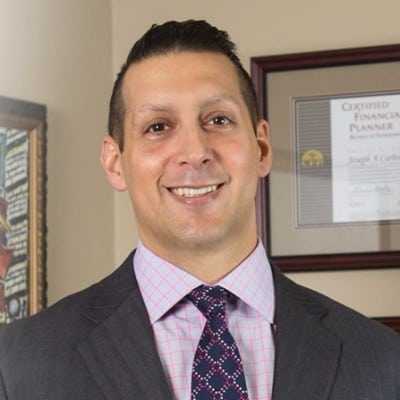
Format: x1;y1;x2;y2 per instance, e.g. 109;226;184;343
140;234;259;284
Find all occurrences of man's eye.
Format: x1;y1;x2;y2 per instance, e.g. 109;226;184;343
211;116;231;125
146;122;168;133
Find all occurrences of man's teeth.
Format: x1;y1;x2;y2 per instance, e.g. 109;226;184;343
172;185;218;197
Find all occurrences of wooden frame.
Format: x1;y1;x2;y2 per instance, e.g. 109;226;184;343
251;44;400;272
251;44;400;334
0;96;47;324
375;317;400;333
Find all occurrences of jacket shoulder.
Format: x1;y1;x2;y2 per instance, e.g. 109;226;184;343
275;266;400;344
0;251;136;356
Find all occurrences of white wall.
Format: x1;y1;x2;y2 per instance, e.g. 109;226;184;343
0;0;114;305
110;0;400;318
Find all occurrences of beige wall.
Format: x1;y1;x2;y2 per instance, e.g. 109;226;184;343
0;0;114;305
1;1;399;316
110;0;400;318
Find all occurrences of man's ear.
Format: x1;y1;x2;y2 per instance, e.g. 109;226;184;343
256;119;273;178
100;135;127;191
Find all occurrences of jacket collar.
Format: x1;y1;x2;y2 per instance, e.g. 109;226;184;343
271;265;342;399
77;251;173;400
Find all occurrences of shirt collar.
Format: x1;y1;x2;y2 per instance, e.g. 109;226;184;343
133;240;275;325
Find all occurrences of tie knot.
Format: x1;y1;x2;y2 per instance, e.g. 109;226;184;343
187;285;228;319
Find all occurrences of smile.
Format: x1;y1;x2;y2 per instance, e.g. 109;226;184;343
170;185;219;197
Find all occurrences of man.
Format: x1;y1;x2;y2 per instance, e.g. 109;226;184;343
0;20;399;400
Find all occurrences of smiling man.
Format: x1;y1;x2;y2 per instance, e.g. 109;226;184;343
101;49;271;283
0;20;399;400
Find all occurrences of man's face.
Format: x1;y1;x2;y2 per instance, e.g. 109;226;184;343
102;51;272;262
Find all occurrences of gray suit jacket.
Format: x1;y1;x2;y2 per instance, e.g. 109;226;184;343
0;251;399;399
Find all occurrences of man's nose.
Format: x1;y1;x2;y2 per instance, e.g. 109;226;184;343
174;125;214;168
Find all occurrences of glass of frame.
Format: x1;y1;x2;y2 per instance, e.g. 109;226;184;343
0;96;47;324
251;44;400;273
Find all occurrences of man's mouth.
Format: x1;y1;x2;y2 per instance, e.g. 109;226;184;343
170;184;219;197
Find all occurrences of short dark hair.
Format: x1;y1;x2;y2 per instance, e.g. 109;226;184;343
108;20;260;151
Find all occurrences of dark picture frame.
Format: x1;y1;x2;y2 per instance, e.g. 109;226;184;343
0;96;47;324
375;317;400;333
251;44;400;272
251;45;400;334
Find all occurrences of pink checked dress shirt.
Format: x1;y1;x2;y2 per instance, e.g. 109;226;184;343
134;240;275;400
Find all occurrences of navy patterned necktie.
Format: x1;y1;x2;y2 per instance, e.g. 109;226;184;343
187;285;249;400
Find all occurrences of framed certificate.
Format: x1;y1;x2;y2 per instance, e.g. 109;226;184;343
251;44;400;272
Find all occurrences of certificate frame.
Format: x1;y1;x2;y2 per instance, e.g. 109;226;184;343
251;44;400;273
0;96;47;324
375;317;400;333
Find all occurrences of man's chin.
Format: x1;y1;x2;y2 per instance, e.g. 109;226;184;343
169;227;227;249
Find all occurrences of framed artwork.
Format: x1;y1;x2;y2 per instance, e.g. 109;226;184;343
0;96;47;324
251;44;400;272
251;44;400;333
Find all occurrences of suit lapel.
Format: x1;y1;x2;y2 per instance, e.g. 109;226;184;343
77;253;173;400
272;268;342;400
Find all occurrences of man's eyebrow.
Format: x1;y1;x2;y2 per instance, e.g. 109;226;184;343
199;94;241;109
136;103;172;113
